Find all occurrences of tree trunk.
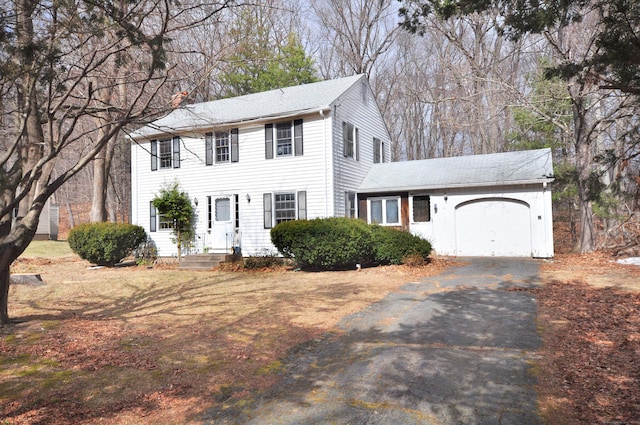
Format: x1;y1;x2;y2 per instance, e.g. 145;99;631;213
0;261;10;325
572;92;595;253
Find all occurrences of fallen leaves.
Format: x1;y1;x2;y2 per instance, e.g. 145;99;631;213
534;255;640;424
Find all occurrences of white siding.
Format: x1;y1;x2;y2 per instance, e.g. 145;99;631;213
330;81;391;217
409;184;554;258
132;114;341;256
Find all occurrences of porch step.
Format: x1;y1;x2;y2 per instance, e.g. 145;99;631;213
178;253;241;270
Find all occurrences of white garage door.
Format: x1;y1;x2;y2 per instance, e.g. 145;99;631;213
455;198;532;257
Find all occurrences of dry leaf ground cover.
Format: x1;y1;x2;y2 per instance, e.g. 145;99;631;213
537;253;640;424
2;242;640;424
2;246;449;425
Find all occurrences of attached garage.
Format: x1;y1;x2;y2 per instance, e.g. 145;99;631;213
455;198;532;257
357;148;554;258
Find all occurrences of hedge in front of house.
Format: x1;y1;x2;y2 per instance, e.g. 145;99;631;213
270;217;432;270
68;222;147;266
271;217;375;270
370;224;432;265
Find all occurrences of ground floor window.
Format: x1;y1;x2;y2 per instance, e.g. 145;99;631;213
345;191;356;218
412;195;431;222
263;191;307;228
368;197;400;225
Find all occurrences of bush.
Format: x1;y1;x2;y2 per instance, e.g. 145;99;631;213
370;225;432;265
271;218;432;270
271;217;374;270
68;223;147;266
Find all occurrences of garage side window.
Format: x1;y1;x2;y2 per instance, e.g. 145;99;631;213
368;197;400;225
413;196;431;222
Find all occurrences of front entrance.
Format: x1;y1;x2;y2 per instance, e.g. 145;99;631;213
208;195;237;253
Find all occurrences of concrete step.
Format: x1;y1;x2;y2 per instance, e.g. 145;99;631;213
178;253;241;270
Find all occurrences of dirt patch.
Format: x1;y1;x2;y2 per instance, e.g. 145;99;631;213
536;253;640;424
2;256;452;424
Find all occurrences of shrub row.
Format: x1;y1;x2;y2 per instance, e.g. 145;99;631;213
68;223;147;266
270;217;431;270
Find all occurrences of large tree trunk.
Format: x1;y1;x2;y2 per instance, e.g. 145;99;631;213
0;261;10;325
572;91;595;253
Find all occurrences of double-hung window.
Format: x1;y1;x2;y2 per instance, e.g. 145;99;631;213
368;197;400;226
373;137;385;163
343;122;359;160
206;128;239;165
265;120;303;159
345;191;356;218
263;191;307;228
150;203;173;231
151;137;181;170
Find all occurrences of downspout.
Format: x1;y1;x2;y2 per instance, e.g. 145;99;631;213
321;109;328;217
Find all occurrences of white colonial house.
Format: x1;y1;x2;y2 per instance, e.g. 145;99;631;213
357;148;555;258
130;74;392;256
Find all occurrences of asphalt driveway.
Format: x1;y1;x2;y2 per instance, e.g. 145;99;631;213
202;257;543;424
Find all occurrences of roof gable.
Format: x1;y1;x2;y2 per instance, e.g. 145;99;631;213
131;74;365;139
358;148;554;192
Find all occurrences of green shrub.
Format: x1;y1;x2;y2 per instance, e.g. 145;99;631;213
271;217;375;270
370;225;432;265
68;222;147;266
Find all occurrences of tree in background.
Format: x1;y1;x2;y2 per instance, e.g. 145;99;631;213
151;182;196;264
399;0;640;253
219;7;318;97
0;0;233;324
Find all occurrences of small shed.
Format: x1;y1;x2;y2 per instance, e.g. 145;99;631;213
357;148;554;258
33;198;59;241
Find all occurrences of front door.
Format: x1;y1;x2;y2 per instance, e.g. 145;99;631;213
209;195;236;253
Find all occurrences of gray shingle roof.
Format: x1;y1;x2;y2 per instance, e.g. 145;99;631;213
130;74;365;139
358;148;554;192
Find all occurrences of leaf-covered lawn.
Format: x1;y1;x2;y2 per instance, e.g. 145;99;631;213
2;256;446;424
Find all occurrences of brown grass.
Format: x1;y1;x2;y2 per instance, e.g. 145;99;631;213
2;255;451;424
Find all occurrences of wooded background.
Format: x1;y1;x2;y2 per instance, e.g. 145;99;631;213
6;0;640;256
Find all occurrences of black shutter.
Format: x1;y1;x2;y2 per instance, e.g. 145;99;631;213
373;138;380;163
205;133;213;165
294;119;303;156
342;122;348;157
263;193;272;228
172;136;181;168
151;140;157;171
265;124;273;159
231;128;239;162
150;202;157;232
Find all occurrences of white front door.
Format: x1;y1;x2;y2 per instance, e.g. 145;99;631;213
210;195;236;253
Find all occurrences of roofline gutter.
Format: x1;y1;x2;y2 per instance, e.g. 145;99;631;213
357;178;555;194
128;106;333;141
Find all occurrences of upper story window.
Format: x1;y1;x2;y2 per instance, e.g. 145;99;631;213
206;128;239;165
373;137;386;164
373;137;385;164
368;197;400;226
342;121;359;160
276;123;292;156
151;137;181;170
265;119;303;159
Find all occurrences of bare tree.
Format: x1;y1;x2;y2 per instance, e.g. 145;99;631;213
0;0;234;324
310;0;401;78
